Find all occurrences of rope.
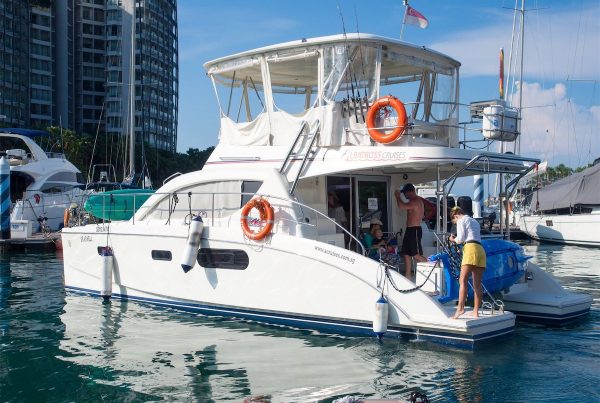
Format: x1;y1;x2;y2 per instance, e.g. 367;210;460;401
165;192;178;225
381;258;440;294
441;238;505;313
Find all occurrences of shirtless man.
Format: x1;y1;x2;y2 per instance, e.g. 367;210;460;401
394;183;427;278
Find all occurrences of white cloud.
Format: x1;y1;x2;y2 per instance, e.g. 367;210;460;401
514;82;600;167
430;4;600;81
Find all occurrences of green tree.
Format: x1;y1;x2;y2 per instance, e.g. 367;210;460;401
38;127;214;187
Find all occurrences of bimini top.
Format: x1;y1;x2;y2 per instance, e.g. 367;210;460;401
0;128;49;138
204;33;460;89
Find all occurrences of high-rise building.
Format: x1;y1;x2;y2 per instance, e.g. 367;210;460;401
0;0;178;152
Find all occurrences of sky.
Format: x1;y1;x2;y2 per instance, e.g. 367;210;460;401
176;0;600;170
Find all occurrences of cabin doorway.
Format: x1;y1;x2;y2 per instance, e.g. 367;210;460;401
326;175;391;250
355;177;390;238
326;176;352;248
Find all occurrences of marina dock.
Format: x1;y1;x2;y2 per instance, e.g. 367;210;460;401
0;232;61;251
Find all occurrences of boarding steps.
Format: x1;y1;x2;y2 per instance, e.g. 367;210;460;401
279;120;321;194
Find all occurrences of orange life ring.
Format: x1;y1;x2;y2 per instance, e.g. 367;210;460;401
240;198;274;241
366;95;408;144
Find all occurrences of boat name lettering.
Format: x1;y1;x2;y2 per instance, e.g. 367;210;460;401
343;150;407;161
96;225;108;233
314;245;355;264
80;235;93;243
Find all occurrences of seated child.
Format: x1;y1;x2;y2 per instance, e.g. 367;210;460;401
369;228;388;258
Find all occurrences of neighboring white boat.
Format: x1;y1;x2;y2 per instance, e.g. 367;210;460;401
0;128;84;232
520;162;600;247
62;34;591;348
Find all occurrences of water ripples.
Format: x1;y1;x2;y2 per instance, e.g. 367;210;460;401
0;244;598;402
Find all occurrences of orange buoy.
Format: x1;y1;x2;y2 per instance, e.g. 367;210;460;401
366;96;408;144
240;198;274;241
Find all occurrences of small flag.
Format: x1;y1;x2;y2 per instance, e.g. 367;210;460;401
405;5;429;29
499;48;505;100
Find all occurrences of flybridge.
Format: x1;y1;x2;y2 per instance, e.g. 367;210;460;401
204;34;461;149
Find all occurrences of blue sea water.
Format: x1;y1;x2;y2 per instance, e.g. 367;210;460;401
0;242;598;402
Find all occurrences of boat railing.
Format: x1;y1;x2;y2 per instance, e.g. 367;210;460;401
73;190;365;255
439;153;540;240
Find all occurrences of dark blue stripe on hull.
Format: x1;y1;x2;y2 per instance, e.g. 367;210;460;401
511;308;590;325
66;286;512;350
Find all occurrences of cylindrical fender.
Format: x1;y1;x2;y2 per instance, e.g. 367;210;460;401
100;246;114;301
181;215;204;273
373;295;389;337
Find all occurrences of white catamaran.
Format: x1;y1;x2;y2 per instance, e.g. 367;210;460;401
61;34;591;348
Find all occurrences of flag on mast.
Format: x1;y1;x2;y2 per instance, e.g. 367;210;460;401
405;5;429;29
499;48;505;100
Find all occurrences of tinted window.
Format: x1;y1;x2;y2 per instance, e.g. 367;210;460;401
151;250;172;261
241;180;262;206
198;248;249;270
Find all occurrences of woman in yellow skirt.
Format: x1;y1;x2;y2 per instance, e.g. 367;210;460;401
449;206;486;318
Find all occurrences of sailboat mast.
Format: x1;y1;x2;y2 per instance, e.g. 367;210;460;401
129;0;136;180
516;0;525;155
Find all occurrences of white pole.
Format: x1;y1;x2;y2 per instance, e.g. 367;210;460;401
473;175;484;218
400;0;409;40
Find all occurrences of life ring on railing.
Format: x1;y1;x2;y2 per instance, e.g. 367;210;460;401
63;208;70;228
240;198;274;241
366;95;407;144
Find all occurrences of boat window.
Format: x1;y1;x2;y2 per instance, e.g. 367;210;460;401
46;171;79;182
40;183;75;194
241;180;262;206
378;50;458;125
322;44;378;104
268;51;318;114
197;248;249;270
430;71;458;122
0;137;31;155
145;180;263;221
10;171;35;202
151;250;172;261
211;59;266;123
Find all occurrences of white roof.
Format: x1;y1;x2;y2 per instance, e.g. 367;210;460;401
204;33;461;88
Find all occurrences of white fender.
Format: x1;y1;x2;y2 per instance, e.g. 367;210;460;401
181;215;203;273
100;247;114;300
373;295;389;336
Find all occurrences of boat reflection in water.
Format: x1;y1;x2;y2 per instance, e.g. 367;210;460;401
58;296;487;402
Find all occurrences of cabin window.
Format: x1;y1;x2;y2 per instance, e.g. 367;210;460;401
151;250;172;261
145;180;263;221
241;180;262;206
197;248;249;270
46;171;78;182
40;183;75;193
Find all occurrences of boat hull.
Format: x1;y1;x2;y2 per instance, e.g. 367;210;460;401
61;222;515;349
502;263;592;325
520;212;600;247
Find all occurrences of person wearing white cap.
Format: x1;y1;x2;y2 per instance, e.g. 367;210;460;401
394;183;427;278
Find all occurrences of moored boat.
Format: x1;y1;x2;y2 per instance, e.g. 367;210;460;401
62;34;591;348
0;128;85;232
520;162;600;247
